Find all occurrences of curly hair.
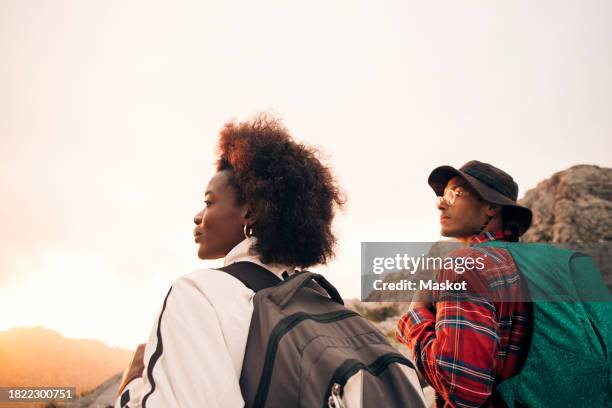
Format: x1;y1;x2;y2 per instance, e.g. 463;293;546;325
216;114;345;268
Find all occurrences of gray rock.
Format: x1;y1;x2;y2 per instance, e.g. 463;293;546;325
519;164;612;289
53;373;122;408
520;164;612;243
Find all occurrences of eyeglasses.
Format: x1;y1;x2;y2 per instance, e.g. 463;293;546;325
436;189;470;206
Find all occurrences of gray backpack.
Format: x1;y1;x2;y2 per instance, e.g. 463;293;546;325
219;262;427;408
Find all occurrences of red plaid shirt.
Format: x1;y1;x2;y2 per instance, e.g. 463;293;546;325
396;231;533;408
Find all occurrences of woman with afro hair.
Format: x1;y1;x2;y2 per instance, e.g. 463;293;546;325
115;114;345;408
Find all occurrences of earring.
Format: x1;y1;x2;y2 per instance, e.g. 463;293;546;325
243;224;253;238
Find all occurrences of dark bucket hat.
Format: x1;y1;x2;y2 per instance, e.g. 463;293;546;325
428;160;533;236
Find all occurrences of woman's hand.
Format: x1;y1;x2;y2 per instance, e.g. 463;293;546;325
117;343;146;395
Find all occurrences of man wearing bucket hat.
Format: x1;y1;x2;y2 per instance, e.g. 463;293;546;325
427;160;533;241
397;161;534;407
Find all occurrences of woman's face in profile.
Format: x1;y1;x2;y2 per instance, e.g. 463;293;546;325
193;170;248;260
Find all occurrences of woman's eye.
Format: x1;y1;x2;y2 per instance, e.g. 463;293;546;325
204;200;212;207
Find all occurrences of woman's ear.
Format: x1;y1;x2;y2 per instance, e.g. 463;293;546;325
243;208;257;225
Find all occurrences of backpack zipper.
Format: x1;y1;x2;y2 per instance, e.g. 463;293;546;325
322;353;415;408
252;309;358;407
328;383;346;408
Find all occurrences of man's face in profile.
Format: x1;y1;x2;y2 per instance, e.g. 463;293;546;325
438;176;489;239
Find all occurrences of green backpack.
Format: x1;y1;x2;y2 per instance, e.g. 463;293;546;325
476;241;612;407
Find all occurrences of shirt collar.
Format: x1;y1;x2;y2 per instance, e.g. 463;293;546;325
468;229;511;245
223;237;295;279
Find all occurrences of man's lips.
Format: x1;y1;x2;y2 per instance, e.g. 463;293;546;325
440;215;450;223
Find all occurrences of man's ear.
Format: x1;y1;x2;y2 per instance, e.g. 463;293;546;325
485;204;501;217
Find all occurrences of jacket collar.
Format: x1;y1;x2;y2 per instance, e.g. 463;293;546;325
224;237;294;279
468;229;511;245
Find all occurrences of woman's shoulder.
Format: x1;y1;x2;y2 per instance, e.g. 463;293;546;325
171;267;255;309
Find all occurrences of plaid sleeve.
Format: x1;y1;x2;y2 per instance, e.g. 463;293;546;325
396;266;500;407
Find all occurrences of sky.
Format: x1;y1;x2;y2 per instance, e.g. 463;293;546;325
1;0;611;349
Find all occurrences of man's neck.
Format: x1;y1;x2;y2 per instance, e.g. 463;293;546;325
462;218;504;242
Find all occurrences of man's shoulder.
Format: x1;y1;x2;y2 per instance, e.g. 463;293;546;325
440;245;520;293
447;245;514;268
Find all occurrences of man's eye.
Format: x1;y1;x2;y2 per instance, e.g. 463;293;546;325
204;200;212;207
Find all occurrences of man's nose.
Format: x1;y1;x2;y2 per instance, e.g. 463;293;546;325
193;211;203;225
436;197;448;211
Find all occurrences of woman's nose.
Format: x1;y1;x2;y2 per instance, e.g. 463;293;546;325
194;212;203;225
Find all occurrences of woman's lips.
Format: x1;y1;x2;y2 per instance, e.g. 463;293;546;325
440;216;450;224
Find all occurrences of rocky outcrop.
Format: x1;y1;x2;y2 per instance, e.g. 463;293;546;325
519;164;612;288
520;165;612;243
63;373;121;408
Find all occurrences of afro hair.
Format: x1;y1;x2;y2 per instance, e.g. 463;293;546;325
216;114;345;268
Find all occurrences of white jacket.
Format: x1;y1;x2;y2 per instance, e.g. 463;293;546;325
115;237;292;408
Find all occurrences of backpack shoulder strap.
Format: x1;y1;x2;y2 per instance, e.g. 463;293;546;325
218;261;282;292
